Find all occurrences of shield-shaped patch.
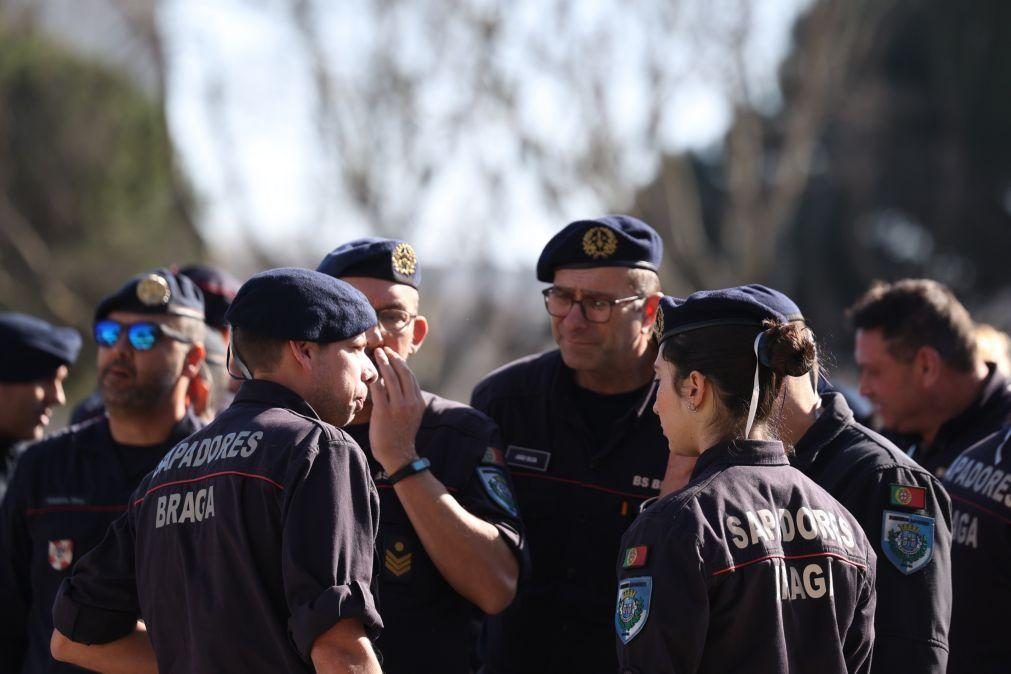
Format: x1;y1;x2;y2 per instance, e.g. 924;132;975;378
615;576;652;644
881;510;935;574
48;539;74;571
477;466;519;518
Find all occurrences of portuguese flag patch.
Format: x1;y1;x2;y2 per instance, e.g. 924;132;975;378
623;545;649;569
889;484;926;510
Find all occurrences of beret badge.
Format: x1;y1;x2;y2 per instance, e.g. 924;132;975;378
136;274;172;307
653;306;665;341
581;226;618;259
392;242;418;276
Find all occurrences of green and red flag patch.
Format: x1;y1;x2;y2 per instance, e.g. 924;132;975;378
623;545;649;569
889;484;926;510
481;447;506;467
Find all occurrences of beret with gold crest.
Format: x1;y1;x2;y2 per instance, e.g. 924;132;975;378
536;215;663;282
316;237;420;288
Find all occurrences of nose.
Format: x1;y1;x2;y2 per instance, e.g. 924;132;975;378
857;373;872;399
365;324;383;349
362;354;378;385
561;300;590;328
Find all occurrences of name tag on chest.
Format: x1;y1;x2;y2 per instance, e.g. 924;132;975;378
506;445;551;472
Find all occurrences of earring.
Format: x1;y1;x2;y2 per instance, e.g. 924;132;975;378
687;400;696;412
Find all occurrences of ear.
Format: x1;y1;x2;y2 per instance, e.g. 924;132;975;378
684;370;707;407
410;315;429;355
182;344;206;379
287;340;316;371
915;346;943;387
641;294;662;333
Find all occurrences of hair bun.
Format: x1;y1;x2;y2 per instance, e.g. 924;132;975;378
761;321;815;377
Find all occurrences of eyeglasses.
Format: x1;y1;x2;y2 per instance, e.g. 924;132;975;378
376;308;417;334
542;287;643;323
93;319;193;351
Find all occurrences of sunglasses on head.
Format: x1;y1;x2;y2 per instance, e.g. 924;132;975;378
93;319;193;351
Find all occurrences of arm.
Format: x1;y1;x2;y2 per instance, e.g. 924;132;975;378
309;617;382;674
369;347;518;613
0;466;31;672
392;470;518;613
51;624;155;674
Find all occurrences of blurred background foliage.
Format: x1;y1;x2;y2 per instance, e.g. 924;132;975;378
1;0;1010;410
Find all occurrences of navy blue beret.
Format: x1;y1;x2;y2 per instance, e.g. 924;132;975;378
536;215;663;282
177;264;242;330
652;296;683;343
95;268;205;322
737;284;804;322
316;237;420;288
655;287;786;347
0;312;82;383
225;267;377;343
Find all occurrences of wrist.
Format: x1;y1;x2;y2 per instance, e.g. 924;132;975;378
387;457;430;485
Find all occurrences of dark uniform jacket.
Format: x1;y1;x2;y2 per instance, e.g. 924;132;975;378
51;380;382;674
344;391;527;674
941;426;1011;674
471;350;668;674
899;364;1011;478
793;392;951;674
616;439;877;674
0;412;200;674
0;437;17;503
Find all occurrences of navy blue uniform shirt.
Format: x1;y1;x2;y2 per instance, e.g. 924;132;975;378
471;350;668;674
345;391;527;674
793;392;951;674
941;426;1011;674
616;439;877;674
900;363;1011;478
0;413;200;674
52;380;381;674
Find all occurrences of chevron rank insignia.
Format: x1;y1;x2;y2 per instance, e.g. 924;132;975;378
384;538;413;581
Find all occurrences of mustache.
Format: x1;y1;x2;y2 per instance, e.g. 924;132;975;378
101;359;136;379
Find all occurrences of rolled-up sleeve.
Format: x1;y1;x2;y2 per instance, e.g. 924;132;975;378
51;508;140;644
282;438;381;660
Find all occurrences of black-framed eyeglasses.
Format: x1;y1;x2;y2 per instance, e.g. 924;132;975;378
376;308;417;334
541;287;643;324
93;319;193;351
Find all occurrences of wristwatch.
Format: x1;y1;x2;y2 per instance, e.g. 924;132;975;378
388;457;431;485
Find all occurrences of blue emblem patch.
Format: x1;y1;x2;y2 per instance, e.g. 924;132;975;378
615;576;652;644
881;510;935;574
476;466;519;518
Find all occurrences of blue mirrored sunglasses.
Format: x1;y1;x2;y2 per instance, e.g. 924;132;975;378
93;319;192;351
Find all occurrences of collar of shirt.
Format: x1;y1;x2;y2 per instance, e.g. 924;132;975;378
791;392;854;472
690;438;789;480
931;362;1010;450
232;379;320;420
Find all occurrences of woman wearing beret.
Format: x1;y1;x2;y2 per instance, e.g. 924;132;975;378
615;289;877;673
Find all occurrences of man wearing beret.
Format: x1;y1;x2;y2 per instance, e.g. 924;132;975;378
0;269;205;673
317;238;526;673
0;313;82;501
52;268;403;673
471;216;669;673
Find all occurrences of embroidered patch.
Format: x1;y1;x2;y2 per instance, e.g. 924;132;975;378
622;545;649;569
477;466;519;518
582;226;618;259
889;484;926;510
48;539;74;571
505;445;551;472
481;446;506;467
882;511;935;574
615;576;652;644
384;539;413;580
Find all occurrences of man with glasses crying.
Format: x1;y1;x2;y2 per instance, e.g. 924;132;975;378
0;268;205;673
471;216;670;674
316;239;526;674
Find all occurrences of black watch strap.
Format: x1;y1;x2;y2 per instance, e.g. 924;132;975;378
388;457;431;485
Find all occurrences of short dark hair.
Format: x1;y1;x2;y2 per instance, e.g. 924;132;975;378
847;279;977;372
231;327;287;374
661;321;815;438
